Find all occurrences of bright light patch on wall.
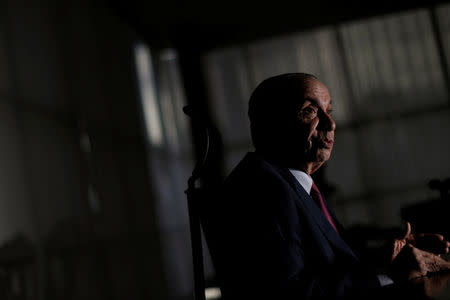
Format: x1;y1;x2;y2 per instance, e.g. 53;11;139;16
205;287;221;300
134;43;164;146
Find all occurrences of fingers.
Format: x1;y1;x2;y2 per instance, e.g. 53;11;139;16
402;221;412;240
403;221;450;255
405;245;445;270
414;234;450;255
394;239;450;283
391;239;407;262
415;233;444;240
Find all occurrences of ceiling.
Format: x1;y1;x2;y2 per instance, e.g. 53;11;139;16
106;0;449;51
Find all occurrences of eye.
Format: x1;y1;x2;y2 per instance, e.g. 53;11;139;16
303;107;315;114
299;106;318;119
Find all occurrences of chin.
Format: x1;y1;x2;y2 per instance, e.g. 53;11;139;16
303;145;332;164
316;149;331;163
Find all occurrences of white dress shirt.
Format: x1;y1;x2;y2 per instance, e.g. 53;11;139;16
288;169;313;194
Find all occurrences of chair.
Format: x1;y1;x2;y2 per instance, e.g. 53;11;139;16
184;105;224;300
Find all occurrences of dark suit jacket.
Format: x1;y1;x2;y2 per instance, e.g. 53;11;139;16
202;152;383;299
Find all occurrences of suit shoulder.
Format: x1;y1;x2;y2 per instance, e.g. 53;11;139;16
222;152;293;199
225;152;282;180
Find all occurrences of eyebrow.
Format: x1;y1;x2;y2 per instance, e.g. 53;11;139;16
303;98;333;107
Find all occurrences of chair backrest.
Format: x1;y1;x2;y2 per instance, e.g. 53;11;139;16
184;105;224;300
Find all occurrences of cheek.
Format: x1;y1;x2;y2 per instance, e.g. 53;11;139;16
305;121;319;141
309;119;320;135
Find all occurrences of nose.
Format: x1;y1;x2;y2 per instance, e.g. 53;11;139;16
318;111;336;132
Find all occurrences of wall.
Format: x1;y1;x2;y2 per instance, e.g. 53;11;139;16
0;0;168;299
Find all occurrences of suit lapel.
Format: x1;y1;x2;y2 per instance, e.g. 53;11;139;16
276;166;358;260
321;195;346;233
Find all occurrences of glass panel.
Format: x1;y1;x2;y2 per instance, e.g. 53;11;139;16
374;187;438;227
164;51;192;153
358;110;450;192
340;9;447;118
247;36;299;85
436;3;450;79
134;43;164;146
203;47;252;146
158;52;181;153
0;16;11;94
325;128;365;199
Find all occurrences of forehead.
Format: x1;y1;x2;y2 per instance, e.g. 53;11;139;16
300;78;331;106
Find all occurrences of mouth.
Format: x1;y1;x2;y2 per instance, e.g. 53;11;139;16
318;138;334;149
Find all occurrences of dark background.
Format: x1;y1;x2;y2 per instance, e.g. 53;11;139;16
0;0;448;299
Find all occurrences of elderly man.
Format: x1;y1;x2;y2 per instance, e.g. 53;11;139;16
203;73;450;299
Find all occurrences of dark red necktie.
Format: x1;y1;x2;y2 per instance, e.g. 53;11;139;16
310;183;338;233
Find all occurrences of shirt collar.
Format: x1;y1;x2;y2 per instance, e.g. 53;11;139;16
288;169;313;194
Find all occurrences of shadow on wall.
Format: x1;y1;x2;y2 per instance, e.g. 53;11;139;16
0;217;115;300
0;233;35;299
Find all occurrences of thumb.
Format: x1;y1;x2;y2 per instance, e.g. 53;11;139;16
401;221;412;240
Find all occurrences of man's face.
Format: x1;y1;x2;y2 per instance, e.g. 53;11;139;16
294;78;336;171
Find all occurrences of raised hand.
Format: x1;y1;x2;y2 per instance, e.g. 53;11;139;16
407;225;450;256
390;222;411;262
388;222;450;282
403;244;450;279
391;222;450;261
390;242;450;282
